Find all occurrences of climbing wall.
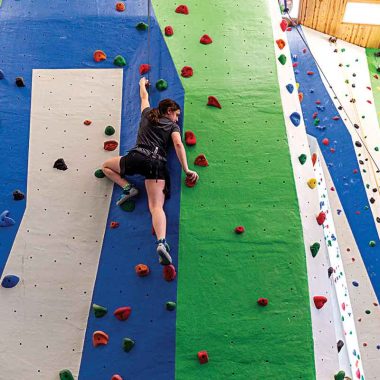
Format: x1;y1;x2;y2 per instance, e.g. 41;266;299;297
366;48;380;121
153;1;315;378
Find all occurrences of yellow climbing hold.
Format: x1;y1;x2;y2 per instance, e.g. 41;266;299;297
296;82;300;90
307;178;317;189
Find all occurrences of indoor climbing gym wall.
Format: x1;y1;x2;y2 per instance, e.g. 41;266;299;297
0;0;379;379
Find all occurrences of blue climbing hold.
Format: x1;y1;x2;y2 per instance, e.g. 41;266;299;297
0;70;4;80
316;105;325;111
315;125;326;131
1;275;20;288
292;54;298;62
286;84;294;94
0;210;15;227
309;88;314;93
290;112;301;127
352;281;359;287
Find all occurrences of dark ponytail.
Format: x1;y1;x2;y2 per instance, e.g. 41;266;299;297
147;98;180;125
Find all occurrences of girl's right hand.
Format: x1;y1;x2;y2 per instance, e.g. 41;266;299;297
139;77;149;87
185;169;199;182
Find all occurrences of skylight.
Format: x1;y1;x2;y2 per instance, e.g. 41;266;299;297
342;2;380;25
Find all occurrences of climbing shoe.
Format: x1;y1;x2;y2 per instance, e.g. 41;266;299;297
116;185;139;206
156;239;172;266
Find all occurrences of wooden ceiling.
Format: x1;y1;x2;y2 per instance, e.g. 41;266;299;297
298;0;380;48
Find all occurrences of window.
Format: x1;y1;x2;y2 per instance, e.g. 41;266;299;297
342;1;380;25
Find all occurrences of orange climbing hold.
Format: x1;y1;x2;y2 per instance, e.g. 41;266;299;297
312;153;317;166
276;39;286;49
93;50;107;62
110;221;119;229
83;119;92;125
135;264;150;277
181;66;193;78
115;2;125;12
207;96;221;108
185;131;196;146
92;331;109;347
307;71;314;75
313;296;327;309
114;306;132;321
104;140;119;151
200;34;213;44
163;265;177;281
194;154;209;167
139;64;151;75
298;92;303;102
175;4;189;14
280;19;288;32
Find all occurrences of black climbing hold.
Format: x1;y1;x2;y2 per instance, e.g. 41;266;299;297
328;267;334;278
123;338;135;352
15;77;25;87
355;141;362;147
105;125;115;136
354;124;359;129
93;303;108;318
59;369;74;380
120;200;135;212
370;197;375;204
53;158;68;171
337;340;344;353
376;217;380;223
13;190;25;200
166;301;176;311
136;22;148;31
374;51;380;57
338;106;343;110
0;70;4;79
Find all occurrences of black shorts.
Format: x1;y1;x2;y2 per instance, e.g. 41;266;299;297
120;151;168;180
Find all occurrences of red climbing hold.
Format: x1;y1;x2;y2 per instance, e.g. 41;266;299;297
135;264;150;277
116;2;125;12
235;226;245;234
367;86;371;90
104;140;119;151
312;112;318;119
200;34;213;44
286;26;292;31
114;306;132;321
175;4;189;14
353;169;358;174
312;153;317;166
197;351;209;364
276;39;286;49
165;26;174;36
181;66;193;78
303;48;307;53
292;62;298;68
92;331;109;347
163;265;177;282
313;296;328;309
139;64;151;75
93;50;107;62
257;298;268;306
207;96;221;108
307;71;314;75
316;211;326;225
315;100;321;105
280;19;288;32
322;138;329;146
330;148;336;153
110;221;119;229
185;131;196;146
332;116;340;120
111;375;123;380
194;154;209;167
298;92;304;102
185;175;197;188
367;100;372;104
83;119;92;125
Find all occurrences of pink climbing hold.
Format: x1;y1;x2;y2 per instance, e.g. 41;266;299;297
163;265;177;282
303;48;307;53
114;306;132;321
200;34;213;44
353;169;358;174
207;96;222;108
356;369;361;379
316;211;326;225
366;86;371;90
198;350;209;364
322;138;329;146
367;100;372;104
139;64;151;75
313;296;327;309
330;148;336;153
332;116;340;120
165;26;174;36
280;19;288;32
111;375;123;380
307;71;314;75
235;226;245;234
175;4;189;14
292;62;298;68
312;112;318;119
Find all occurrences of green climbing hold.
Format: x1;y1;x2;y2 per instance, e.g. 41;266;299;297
365;309;371;314
59;369;74;380
123;337;135;352
156;79;168;91
310;242;320;257
94;169;105;178
166;301;176;311
105;125;115;136
120;200;135;212
369;240;376;247
313;118;320;126
375;147;379;152
298;154;307;165
114;55;127;67
334;370;345;380
341;48;345;52
93;303;108;318
136;22;148;31
278;54;287;65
